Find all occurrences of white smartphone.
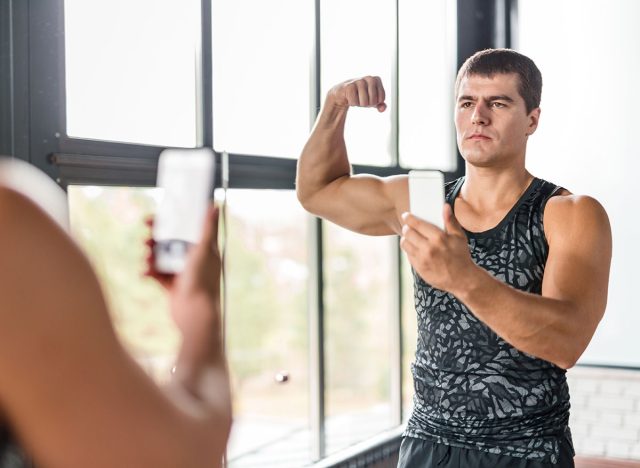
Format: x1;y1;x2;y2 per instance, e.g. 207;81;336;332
408;170;445;229
153;147;215;274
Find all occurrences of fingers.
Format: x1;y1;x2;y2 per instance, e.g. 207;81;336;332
143;249;175;288
372;78;386;112
143;263;174;288
400;215;441;277
399;225;420;257
401;212;443;240
356;80;369;107
142;217;157;275
335;76;387;111
142;214;175;288
366;78;378;106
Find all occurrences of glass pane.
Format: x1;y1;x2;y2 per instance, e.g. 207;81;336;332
518;0;640;366
324;225;395;454
64;0;199;147
321;0;395;166
67;186;176;381
401;255;417;421
212;0;313;158
398;0;457;171
225;190;311;467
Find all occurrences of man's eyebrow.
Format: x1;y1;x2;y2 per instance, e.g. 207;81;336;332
487;95;515;102
457;94;516;102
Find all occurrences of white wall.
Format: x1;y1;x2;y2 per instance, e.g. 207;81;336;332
519;0;640;366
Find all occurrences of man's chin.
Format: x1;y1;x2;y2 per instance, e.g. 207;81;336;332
461;151;497;167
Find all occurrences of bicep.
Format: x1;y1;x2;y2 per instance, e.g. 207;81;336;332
0;196;202;468
542;196;612;330
306;174;408;236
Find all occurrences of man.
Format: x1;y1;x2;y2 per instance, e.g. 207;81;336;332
296;49;611;467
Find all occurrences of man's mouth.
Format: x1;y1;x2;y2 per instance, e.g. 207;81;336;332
468;133;491;140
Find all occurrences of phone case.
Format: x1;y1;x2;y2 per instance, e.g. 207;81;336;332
153;147;215;273
408;170;445;229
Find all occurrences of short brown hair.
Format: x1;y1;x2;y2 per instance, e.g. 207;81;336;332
455;48;542;114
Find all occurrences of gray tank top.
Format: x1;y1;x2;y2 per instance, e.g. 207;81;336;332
404;177;573;464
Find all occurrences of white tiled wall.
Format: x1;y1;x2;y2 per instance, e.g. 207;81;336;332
568;366;640;460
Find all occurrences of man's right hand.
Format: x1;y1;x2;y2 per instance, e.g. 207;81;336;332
327;76;387;112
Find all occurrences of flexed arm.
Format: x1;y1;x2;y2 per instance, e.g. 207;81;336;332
297;76;407;236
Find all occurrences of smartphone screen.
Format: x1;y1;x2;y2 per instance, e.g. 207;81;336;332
408;170;445;229
153;147;215;273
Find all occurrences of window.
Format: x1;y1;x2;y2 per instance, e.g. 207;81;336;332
64;0;201;147
211;0;314;158
69;187;313;466
321;0;396;167
324;225;396;453
398;0;457;171
224;190;311;466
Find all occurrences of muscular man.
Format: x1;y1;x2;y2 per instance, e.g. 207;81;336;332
296;49;611;467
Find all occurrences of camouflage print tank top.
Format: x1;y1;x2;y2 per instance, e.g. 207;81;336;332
404;176;573;464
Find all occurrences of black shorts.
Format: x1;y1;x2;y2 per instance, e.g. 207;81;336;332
397;437;575;468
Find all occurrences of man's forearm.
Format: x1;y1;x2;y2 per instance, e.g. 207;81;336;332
163;311;231;463
164;291;230;424
454;266;586;369
169;359;230;419
296;97;352;206
163;362;231;467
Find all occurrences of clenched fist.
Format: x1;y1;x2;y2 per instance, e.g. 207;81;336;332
327;76;387;112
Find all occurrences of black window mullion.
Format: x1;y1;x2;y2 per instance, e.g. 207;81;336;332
28;0;65;180
3;0;39;163
0;0;14;157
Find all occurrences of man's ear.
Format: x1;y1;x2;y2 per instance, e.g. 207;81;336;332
526;107;541;136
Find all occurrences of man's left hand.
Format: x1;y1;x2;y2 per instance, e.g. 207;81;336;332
400;204;479;296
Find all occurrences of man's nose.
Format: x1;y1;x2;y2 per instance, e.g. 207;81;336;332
471;102;489;125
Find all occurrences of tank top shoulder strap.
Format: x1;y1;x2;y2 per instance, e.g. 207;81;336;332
445;177;465;206
528;178;565;215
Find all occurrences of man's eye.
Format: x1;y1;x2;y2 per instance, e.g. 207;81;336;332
492;102;506;108
460;102;473;108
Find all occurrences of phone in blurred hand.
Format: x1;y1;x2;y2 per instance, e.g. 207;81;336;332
153;147;215;274
408;170;445;229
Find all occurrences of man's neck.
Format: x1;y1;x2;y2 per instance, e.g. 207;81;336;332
461;164;533;212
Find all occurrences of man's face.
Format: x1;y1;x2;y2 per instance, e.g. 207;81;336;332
454;72;540;167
